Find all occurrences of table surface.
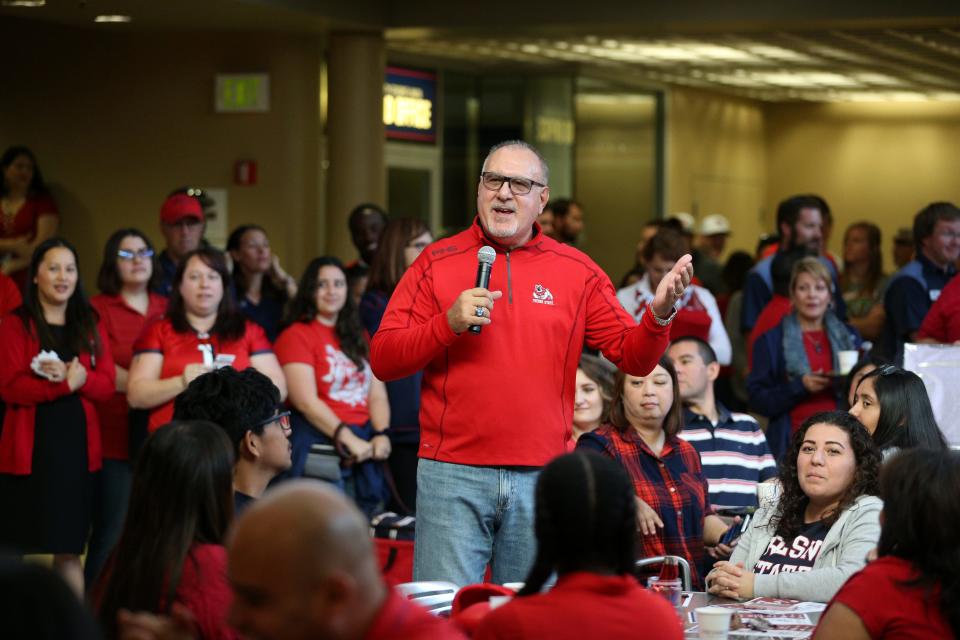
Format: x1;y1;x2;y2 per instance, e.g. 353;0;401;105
679;592;822;638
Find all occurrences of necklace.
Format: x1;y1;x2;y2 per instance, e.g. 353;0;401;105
803;331;824;354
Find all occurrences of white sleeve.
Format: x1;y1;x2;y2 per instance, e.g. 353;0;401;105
700;287;732;365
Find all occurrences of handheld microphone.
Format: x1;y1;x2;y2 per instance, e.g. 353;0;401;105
470;246;497;335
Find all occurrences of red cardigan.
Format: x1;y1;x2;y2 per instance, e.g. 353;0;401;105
0;313;115;474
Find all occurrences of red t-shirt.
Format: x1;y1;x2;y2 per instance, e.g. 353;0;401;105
0;272;21;316
172;544;238;640
92;293;167;459
274;320;372;425
134;317;273;432
789;329;836;432
825;556;952;639
474;572;683;640
1;195;58;287
918;274;960;344
364;589;465;640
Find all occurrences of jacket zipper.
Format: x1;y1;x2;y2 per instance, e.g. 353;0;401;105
505;250;513;303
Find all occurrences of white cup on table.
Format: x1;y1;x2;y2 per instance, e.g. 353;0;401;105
838;350;859;375
696;606;732;639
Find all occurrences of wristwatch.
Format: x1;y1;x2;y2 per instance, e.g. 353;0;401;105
651;305;679;326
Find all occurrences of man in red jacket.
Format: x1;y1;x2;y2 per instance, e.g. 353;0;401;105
369;140;693;586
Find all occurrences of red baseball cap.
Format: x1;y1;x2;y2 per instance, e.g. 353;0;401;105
160;194;204;225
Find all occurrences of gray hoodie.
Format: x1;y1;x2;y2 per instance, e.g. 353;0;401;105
727;494;882;602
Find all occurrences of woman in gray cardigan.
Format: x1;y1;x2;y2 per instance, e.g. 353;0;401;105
705;411;881;603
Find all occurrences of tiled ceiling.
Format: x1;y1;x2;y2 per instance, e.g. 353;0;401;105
387;27;960;102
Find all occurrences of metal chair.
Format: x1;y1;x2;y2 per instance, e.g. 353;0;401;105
394;581;459;617
635;555;693;591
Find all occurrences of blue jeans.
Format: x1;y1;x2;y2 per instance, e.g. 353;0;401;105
414;459;539;586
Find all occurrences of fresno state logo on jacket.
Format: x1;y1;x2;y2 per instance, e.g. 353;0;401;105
531;283;554;305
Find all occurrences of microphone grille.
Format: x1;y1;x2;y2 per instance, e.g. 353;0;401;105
477;245;497;265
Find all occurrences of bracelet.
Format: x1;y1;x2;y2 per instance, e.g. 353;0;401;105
333;422;349;443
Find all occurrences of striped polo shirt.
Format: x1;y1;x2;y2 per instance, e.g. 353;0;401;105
679;405;777;511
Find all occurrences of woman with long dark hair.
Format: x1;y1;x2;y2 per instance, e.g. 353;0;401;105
276;256;390;516
577;356;731;588
474;452;683;640
359;217;431;511
570;353;615;445
849;364;947;456
0;146;58;288
814;448;959;638
840;222;887;342
226;224;297;342
707;411;881;603
0;238;115;595
85;228;168;586
127;247;286;432
95;420;237;640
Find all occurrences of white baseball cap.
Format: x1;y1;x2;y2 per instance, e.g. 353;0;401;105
700;213;731;236
670;212;696;234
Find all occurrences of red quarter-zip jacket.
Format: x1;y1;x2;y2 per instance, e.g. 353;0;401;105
370;218;670;467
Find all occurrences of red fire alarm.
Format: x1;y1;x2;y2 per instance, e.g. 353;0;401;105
234;160;257;186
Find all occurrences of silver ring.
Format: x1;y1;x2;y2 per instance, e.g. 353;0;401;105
475;306;485;317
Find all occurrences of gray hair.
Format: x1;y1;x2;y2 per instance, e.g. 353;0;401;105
482;140;550;185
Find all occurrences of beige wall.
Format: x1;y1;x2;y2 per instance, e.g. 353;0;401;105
575;95;658;282
0;19;322;292
765;101;960;272
666;87;768;260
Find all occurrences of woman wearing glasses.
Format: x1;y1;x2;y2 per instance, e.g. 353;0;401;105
360;217;432;511
95;420;239;640
84;229;169;585
226;224;297;342
127;247;287;433
276;256;390;517
848;364;947;457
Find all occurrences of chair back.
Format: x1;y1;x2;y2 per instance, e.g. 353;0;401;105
395;581;458;616
634;555;693;591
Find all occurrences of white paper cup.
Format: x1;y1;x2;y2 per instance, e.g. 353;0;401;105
696;606;732;639
838;350;859;375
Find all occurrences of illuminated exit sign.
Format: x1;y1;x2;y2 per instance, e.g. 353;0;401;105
384;66;436;143
215;74;270;113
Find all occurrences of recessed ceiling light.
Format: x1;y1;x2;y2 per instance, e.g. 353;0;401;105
94;14;132;23
1;0;45;6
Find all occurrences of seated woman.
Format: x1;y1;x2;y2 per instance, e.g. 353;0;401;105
849;364;947;457
0;146;59;289
227;224;297;342
813;448;959;639
842;354;888;410
748;258;861;461
474;451;683;640
569;353;616;446
275;256;389;517
706;411;881;603
95;420;237;640
127;247;286;433
577;357;731;589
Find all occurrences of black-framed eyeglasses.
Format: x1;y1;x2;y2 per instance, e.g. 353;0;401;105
248;410;291;433
117;248;155;260
480;172;546;196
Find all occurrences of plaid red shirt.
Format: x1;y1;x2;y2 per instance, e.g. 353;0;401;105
577;425;714;588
